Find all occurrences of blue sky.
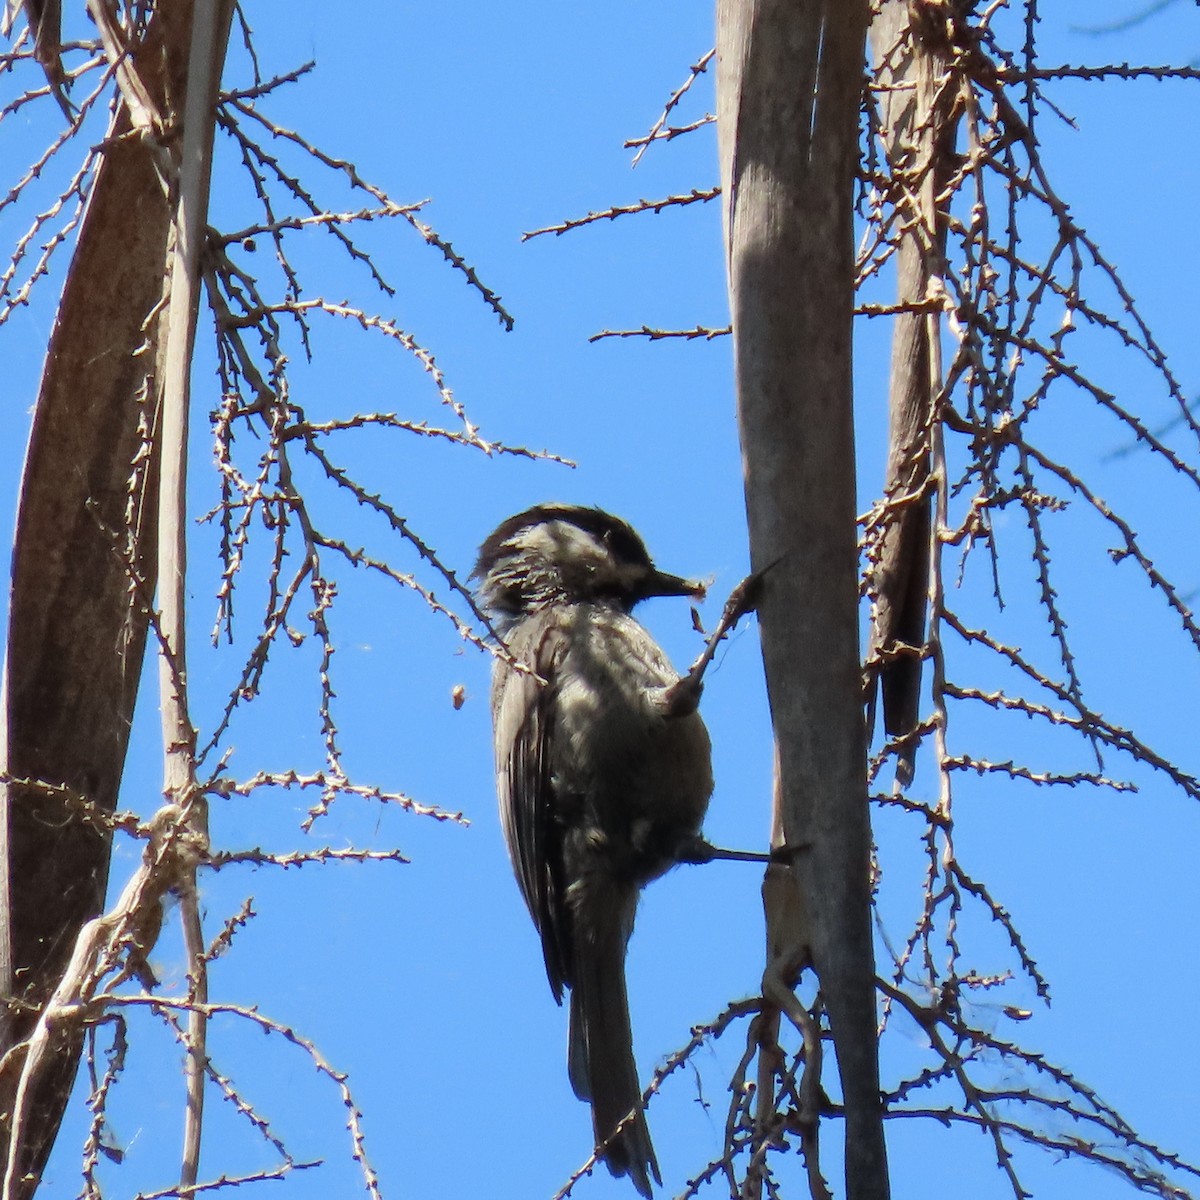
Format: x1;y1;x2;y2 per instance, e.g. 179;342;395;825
3;2;1200;1198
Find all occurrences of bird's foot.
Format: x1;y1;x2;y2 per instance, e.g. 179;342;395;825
674;835;809;866
674;835;770;865
684;560;778;689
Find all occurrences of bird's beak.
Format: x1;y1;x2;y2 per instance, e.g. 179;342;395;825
643;569;707;601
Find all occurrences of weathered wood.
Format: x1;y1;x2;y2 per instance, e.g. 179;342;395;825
866;2;959;785
717;2;889;1197
0;5;194;1190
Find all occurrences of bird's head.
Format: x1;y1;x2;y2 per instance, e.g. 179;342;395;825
475;504;704;626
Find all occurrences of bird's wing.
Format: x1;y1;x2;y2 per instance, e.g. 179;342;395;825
493;616;572;1003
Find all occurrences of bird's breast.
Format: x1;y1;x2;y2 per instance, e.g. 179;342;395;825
552;609;713;877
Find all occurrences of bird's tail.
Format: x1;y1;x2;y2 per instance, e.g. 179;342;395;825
567;905;660;1198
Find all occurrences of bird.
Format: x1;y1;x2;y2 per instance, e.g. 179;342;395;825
476;503;713;1197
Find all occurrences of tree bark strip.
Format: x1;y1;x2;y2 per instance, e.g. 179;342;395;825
866;1;958;786
0;5;194;1190
717;3;889;1197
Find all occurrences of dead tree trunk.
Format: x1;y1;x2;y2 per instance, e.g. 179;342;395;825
717;3;889;1197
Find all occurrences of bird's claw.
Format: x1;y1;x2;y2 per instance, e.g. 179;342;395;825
721;569;765;626
674;835;781;866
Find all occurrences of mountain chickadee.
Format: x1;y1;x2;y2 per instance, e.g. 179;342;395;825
477;504;712;1196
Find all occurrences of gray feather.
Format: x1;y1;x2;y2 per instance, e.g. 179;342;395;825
480;505;712;1194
